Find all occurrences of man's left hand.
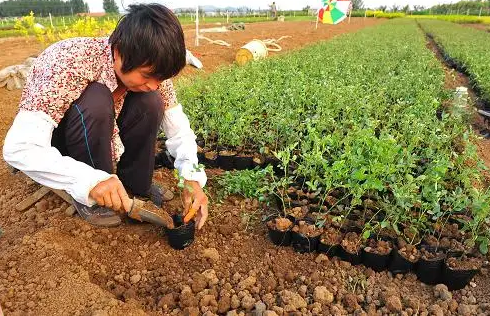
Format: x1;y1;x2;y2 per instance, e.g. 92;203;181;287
183;180;208;230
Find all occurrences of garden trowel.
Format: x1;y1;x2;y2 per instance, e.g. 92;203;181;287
126;198;174;229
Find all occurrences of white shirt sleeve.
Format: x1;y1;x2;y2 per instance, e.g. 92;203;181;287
160;104;207;188
3;110;113;206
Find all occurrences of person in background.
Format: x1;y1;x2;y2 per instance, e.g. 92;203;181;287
270;2;277;18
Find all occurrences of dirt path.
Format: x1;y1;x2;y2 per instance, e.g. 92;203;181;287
2;19;490;316
461;23;490;32
179;19;383;76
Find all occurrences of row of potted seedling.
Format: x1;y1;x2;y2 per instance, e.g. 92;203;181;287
266;214;482;290
266;186;483;291
156;139;281;172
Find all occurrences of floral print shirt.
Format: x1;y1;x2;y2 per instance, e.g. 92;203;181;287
19;36;177;161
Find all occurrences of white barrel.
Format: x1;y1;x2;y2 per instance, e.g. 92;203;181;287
235;40;268;66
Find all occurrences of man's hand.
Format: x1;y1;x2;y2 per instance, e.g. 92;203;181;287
89;176;132;212
183;180;208;230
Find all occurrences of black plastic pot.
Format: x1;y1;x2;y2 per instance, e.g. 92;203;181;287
291;232;320;253
339;221;363;234
235;155;254;170
415;246;445;285
362;247;392;272
294;176;307;188
204;151;219;168
290;200;308;208
318;242;340;257
284;214;297;224
339;246;362;265
338;230;363;265
264;157;282;176
286;189;299;200
252;155;265;168
196;138;205;148
197;152;206;164
165;215;195;250
267;217;293;247
441;256;481;291
154;150;175;169
388;249;417;274
307;195;321;205
218;153;235;170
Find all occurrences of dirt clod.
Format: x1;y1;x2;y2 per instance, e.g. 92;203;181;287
434;284;452;301
279;290;307;311
385;295;403;313
238;275;257;291
202;248;220;262
314;286;334;304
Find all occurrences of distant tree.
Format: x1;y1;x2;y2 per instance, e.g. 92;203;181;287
351;0;364;10
103;0;119;14
430;0;490;16
390;5;400;12
0;0;87;17
378;5;387;12
70;0;86;14
402;5;410;13
302;5;310;12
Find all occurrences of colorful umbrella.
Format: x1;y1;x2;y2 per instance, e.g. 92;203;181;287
318;0;352;25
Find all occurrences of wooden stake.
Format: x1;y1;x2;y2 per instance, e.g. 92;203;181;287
51;189;73;204
195;5;199;46
16;187;50;211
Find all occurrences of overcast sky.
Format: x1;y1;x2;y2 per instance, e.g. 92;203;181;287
86;0;457;12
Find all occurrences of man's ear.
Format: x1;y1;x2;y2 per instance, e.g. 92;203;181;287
113;48;120;61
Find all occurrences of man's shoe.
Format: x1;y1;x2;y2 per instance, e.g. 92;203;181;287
72;200;122;227
149;183;174;207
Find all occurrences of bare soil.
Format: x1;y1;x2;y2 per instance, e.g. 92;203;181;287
291;220;323;237
266;217;292;232
461;23;490;32
398;245;421;263
447;256;483;271
420;248;446;261
288;206;309;219
320;227;342;246
179;19;384;76
341;232;362;254
364;240;392;256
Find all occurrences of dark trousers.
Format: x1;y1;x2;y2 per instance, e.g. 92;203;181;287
52;82;164;197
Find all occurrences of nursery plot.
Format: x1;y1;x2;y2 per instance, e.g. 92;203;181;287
1;17;490;316
176;19;490;286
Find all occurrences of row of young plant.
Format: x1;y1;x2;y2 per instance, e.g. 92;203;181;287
179;19;490;269
418;19;490;109
409;15;490;25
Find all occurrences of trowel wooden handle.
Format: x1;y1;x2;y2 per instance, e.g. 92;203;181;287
184;208;198;223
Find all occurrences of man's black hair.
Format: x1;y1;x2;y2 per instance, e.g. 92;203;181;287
109;3;186;80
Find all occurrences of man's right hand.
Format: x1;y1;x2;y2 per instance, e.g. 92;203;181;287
89;176;133;212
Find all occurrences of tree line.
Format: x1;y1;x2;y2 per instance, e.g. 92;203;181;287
0;0;120;17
